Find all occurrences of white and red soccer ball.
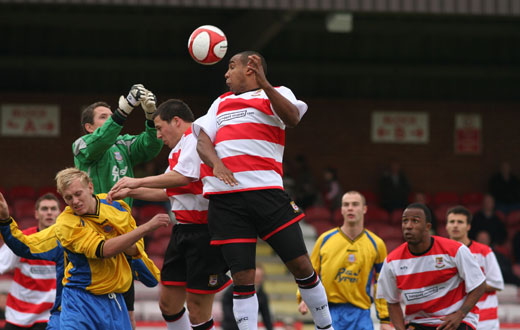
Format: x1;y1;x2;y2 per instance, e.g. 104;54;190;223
187;25;228;65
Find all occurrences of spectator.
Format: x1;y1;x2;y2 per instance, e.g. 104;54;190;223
488;162;520;213
469;194;507;245
379;161;410;213
293;154;319;210
322;167;343;213
476;231;520;286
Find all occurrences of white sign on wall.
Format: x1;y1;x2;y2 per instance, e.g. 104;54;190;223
454;113;482;154
371;112;429;144
1;104;60;137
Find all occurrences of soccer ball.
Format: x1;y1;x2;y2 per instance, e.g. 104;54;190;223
187;25;228;65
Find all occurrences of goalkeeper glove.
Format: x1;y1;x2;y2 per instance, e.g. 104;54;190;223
118;84;146;117
142;90;157;120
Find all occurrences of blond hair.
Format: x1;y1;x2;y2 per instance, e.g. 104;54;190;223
55;167;92;195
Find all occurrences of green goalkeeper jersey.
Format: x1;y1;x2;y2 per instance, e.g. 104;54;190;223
72;115;163;206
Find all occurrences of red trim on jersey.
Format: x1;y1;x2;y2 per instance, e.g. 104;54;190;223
210;238;257;245
233;290;256;296
161;280;187;286
166;181;203;196
186;279;232;294
168;150;181;169
173;210;208;224
202;186;284;197
20;258;55;266
396;268;458;290
13;269;56;290
200;155;282;178
479;307;498;321
219;91;234;99
215;122;285;146
217;97;273;116
405;281;468;315
261;213;305;240
6;294;54;314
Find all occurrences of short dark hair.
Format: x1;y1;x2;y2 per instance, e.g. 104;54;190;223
405;203;432;223
35;193;60;210
446;205;472;224
236;51;267;75
81;101;110;134
153;99;194;123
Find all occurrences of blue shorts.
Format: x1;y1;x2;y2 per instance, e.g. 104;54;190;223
47;311;61;330
60;287;131;330
330;303;373;330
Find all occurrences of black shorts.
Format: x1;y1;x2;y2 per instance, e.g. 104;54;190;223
161;223;231;294
122;280;134;311
207;189;305;244
407;323;474;330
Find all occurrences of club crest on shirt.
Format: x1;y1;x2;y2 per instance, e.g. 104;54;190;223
435;257;445;269
348;254;355;263
114;151;123;162
103;225;113;233
290;201;300;213
208;274;218;287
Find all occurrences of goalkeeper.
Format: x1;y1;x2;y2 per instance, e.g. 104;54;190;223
73;84;163;207
72;84;163;329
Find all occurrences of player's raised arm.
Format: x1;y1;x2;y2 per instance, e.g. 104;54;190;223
196;130;237;186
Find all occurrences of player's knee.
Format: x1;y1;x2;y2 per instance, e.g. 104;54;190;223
231;268;256;285
286;254;314;278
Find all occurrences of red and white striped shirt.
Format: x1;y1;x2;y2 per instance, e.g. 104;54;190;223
0;226;56;327
468;241;504;330
165;127;208;224
377;236;485;329
192;87;307;196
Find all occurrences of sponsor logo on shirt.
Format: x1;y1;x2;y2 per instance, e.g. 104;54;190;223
335;267;359;283
435;257;445;269
290;201;300;213
216;110;248;125
114;151;123;162
208;274;218;287
404;286;439;301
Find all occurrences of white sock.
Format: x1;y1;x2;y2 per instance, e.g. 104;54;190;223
233;294;259;330
298;276;333;329
165;309;191;330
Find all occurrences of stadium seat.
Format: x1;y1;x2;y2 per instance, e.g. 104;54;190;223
303;206;331;224
310;221;335;236
146;237;170;257
149;255;164;270
367;223;401;241
434;204;457;225
8;186;36;200
385;239;404;253
359;190;378;206
37;186;59;198
460;192;484;206
506;210;520;226
139;204;168;222
432;191;460;207
331;208;343;226
365;207;390;224
152;223;173;240
465;204;481;215
436;225;448;238
390;208;404;225
13;198;36;219
16;216;37;230
408;192;432;204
